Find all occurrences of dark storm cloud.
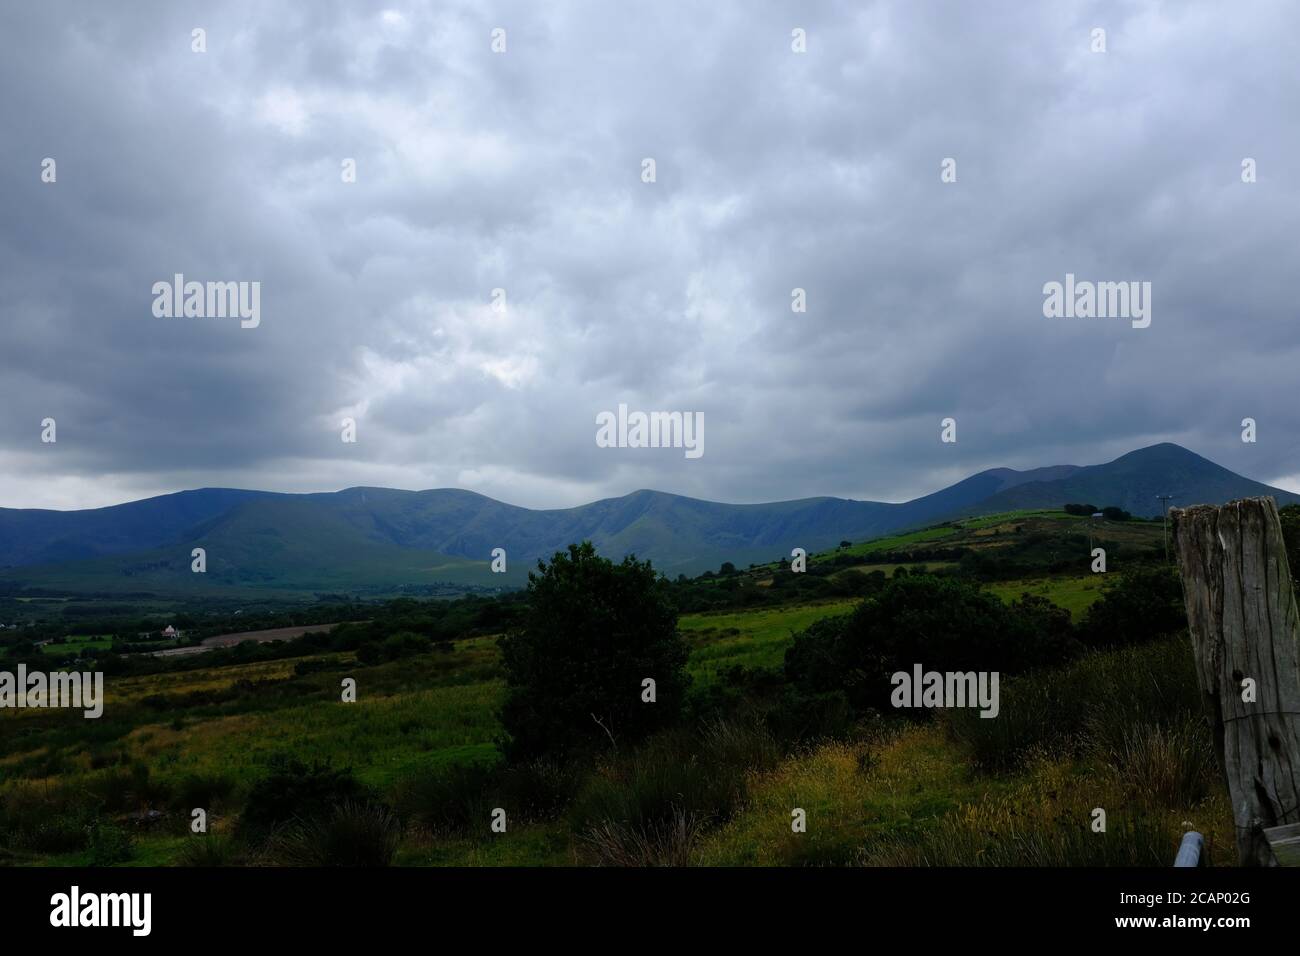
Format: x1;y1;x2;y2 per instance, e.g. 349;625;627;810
2;0;1298;510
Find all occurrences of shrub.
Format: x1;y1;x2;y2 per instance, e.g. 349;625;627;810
178;833;243;867
499;542;690;761
380;631;433;661
174;772;237;813
569;729;752;841
579;810;705;866
502;758;587;821
767;686;856;744
828;570;876;597
785;577;1075;718
85;762;168;812
264;801;402;867
391;755;586;836
8;812;95;854
570;731;741;868
866;797;1183;866
944;636;1205;772
85;819;134;866
1077;565;1186;649
239;757;368;845
697;717;782;774
864;754;1215;866
391;761;499;836
1089;717;1217;808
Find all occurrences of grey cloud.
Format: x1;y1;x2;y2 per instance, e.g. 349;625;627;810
2;0;1298;512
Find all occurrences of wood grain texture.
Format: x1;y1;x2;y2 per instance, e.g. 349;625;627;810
1172;497;1300;866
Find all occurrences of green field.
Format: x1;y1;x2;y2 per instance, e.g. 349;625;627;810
39;635;113;656
957;509;1086;529
985;575;1106;619
678;600;857;681
0;510;1231;868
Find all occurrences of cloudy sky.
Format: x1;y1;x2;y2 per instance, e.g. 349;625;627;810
3;0;1298;512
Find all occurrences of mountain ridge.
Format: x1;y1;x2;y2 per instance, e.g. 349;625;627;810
1;443;1295;592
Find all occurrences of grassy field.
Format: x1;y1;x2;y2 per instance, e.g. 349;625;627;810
678;600;857;683
985;575;1106;619
5;598;865;866
40;635;113;656
0;532;1226;868
957;509;1087;529
844;526;957;555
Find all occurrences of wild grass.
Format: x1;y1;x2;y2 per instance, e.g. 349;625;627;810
864;754;1231;866
942;636;1204;772
679;601;857;683
263;801;403;867
176;833;243;867
0;594;1234;868
984;575;1104;620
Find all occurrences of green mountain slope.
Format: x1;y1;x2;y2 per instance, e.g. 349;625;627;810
0;443;1295;595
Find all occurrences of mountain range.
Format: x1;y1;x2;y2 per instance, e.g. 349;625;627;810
1;443;1295;595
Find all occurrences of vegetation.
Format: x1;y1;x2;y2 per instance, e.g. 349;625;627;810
0;512;1235;867
499;543;690;761
784;576;1076;717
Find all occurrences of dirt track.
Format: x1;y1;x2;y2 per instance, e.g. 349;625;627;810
148;622;343;657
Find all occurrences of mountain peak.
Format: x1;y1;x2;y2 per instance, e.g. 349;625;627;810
2;443;1297;588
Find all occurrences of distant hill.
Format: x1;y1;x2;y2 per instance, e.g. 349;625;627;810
957;443;1298;519
0;443;1295;594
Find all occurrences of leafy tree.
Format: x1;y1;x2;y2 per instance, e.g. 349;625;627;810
785;576;1075;717
498;542;690;761
1101;506;1132;521
1077;565;1185;648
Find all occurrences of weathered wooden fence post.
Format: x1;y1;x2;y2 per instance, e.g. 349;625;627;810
1172;496;1300;866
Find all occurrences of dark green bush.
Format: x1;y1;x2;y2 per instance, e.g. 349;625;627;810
85;819;134;866
944;636;1206;773
784;577;1076;718
391;757;585;835
239;757;368;845
264;801;402;867
1077;565;1186;648
499;542;690;761
178;833;243;867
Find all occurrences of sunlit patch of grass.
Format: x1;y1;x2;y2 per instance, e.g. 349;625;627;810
694;726;1010;866
119;680;507;792
984;575;1103;619
863;754;1234;867
680;601;857;683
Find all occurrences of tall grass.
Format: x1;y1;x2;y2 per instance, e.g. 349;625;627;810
177;833;243;867
263;801;403;866
863;755;1227;866
390;757;584;836
1088;717;1218;808
579;810;705;866
569;718;780;865
943;637;1207;774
